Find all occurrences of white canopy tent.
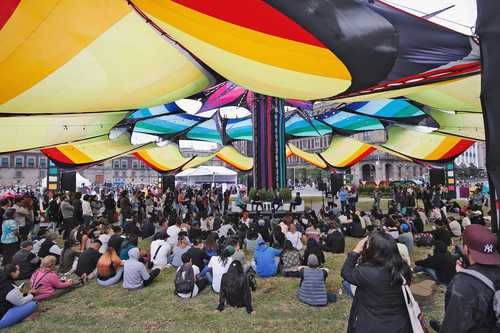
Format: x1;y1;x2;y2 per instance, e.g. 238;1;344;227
175;166;237;186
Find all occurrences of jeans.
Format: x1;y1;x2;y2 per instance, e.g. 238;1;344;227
0;301;38;329
414;266;439;282
342;280;356;298
97;268;124;287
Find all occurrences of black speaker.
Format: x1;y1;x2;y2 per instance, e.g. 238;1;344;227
162;175;175;192
60;171;76;192
429;169;446;186
330;174;343;194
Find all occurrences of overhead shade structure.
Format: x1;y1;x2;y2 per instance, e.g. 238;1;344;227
380;126;475;162
133;143;214;173
216;146;253;171
287;143;327;169
0;0;214;114
427;109;485;140
320;136;376;168
0;111;128;153
226;117;253;141
131;0;352;100
41;135;150;168
317;110;384;134
341;99;426;120
285;113;332;137
175;166;237;185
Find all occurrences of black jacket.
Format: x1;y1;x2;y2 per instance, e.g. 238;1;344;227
441;264;500;333
341;252;412;333
415;252;456;284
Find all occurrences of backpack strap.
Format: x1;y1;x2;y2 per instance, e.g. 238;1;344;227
152;244;163;261
461;269;496;292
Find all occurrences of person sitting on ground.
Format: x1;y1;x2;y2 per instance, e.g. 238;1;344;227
459;211;471;229
0;265;38;329
123;248;160;290
244;228;261;254
217;260;255;315
397;223;414;256
59;239;80;275
108;226;124;255
140;218;156;241
286;223;303;251
149;232;172;270
96;243;123;287
414;241;456;284
217;219;236;239
470;210;485;225
98;225;112;254
447;216;462;237
323;221;345;254
119;236;139;260
298;254;335;306
75;239;102;281
341;232;413;333
304;222;321;244
207;245;234;293
186;238;210;271
166;216;182;247
37;232;63;263
303;238;325;267
170;235;191;268
175;253;208;298
253;239;282;278
12;241;40;280
431;221;452;247
31;256;79;302
280;240;302;278
347;213;366;238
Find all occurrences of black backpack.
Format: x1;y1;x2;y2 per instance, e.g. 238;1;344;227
175;264;195;295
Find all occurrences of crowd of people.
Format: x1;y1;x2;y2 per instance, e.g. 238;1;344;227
0;182;498;332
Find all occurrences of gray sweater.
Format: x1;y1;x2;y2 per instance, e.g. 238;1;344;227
123;248;149;289
60;201;74;219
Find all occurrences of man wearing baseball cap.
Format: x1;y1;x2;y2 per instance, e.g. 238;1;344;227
436;224;500;332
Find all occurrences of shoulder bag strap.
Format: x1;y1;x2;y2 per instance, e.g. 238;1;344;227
461;269;496;291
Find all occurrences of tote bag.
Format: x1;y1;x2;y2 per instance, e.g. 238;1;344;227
401;277;428;333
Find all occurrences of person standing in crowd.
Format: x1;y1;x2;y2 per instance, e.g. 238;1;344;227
433;225;500;332
72;193;83;226
81;194;93;225
339;187;348;213
13;198;31;241
59;196;74;240
341;232;413;333
372;187;381;211
1;208;19;265
103;194;116;224
118;191;132;226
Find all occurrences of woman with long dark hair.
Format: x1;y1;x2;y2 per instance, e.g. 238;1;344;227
302;238;325;267
217;261;255;315
207;245;234;293
341;231;412;333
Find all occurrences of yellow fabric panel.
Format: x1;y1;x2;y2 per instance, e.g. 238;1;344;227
0;0;130;106
334;75;479;112
0;12;210;113
320;137;369;167
427;109;485;140
287;143;327;169
406;75;481;112
0;111;128;153
134;1;351;99
425;135;462;160
137;144;190;171
216;146;253;171
182;155;217;170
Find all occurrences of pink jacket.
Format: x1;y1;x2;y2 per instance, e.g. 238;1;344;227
30;268;73;301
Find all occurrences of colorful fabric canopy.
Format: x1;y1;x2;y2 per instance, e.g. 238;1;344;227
0;0;213;114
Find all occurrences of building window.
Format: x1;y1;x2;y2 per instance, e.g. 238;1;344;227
132;160;139;169
112;160;120;169
0;157;9;168
15;157;24;168
121;159;128;169
39;157;47;168
140;161;146;169
27;157;36;168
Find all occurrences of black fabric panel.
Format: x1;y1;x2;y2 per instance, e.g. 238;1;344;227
476;0;500;231
368;1;471;81
265;0;398;92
